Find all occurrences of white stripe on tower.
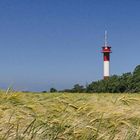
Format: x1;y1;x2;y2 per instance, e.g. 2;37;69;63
104;61;109;77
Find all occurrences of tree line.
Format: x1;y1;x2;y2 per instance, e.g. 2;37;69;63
47;65;140;93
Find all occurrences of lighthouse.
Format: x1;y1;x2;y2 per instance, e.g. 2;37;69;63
102;31;112;79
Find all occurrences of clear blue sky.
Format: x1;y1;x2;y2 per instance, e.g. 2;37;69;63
0;0;140;91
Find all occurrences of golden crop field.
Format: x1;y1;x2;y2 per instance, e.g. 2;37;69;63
0;91;140;140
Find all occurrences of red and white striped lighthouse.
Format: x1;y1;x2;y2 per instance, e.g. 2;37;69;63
102;31;112;79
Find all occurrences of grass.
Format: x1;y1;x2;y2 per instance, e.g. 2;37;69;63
0;91;140;139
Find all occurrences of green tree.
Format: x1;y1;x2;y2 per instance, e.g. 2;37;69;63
131;65;140;92
119;72;132;92
72;84;85;93
50;88;57;93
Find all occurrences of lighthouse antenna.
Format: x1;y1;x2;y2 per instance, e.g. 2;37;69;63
105;30;108;47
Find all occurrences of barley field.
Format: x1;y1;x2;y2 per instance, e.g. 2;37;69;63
0;91;140;140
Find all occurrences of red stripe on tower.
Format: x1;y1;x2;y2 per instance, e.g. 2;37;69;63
101;31;112;79
104;52;110;61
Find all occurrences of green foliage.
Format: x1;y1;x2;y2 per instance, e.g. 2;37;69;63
85;65;140;93
50;88;57;93
86;74;130;93
61;65;140;93
131;65;140;92
72;84;85;93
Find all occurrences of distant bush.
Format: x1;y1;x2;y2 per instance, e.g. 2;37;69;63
50;88;57;93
